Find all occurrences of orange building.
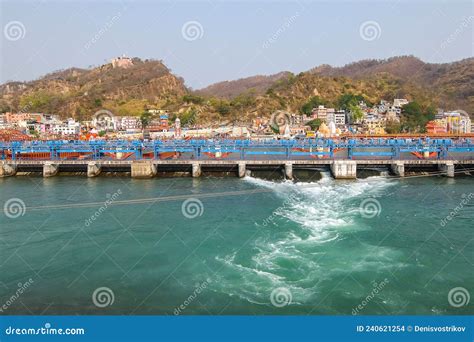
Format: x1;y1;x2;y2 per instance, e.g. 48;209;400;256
426;119;447;134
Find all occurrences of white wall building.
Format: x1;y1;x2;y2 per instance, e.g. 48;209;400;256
334;110;346;126
119;116;142;131
52;119;81;136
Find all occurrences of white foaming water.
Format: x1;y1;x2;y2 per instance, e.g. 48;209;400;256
245;173;393;238
212;174;397;306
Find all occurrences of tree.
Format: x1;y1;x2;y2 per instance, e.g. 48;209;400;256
182;94;205;105
231;93;255;110
306;118;322;130
349;104;364;123
301;96;325;115
140;111;152;129
180;108;197;126
401;102;435;132
337;94;367;111
385;120;402;134
213;100;231;116
0;101;11;113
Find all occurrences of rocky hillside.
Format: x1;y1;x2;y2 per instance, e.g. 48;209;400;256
0;58;187;120
196;56;473;117
308;56;474;113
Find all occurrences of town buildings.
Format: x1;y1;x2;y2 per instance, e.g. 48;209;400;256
426;111;472;134
0;97;471;140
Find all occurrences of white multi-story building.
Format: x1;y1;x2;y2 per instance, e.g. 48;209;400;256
119;116;142;131
334;110;346;126
326;111;335;124
52;119;81;136
325;108;335;123
312;105;327;120
311;106;336;123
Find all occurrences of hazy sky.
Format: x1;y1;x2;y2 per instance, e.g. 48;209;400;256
1;0;472;88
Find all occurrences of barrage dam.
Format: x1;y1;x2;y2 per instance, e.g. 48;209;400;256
1;138;474;179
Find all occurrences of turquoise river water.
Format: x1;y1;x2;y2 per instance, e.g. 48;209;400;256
0;173;473;315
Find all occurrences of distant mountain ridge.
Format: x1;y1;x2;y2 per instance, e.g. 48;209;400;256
196;71;293;99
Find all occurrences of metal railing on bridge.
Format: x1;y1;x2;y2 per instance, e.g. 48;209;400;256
1;138;474;161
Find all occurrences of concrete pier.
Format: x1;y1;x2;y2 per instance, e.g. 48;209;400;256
238;162;246;178
192;163;201;178
0;162;17;177
131;161;157;178
330;160;357;179
43;162;58;178
87;162;102;178
439;161;455;178
284;163;293;180
390;162;405;177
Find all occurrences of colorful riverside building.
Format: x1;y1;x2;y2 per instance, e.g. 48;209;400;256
426;119;448;134
426;111;472;134
445;112;471;134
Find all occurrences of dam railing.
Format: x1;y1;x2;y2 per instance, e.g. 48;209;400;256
1;138;474;161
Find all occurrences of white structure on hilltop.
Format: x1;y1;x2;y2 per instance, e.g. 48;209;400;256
111;55;133;69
